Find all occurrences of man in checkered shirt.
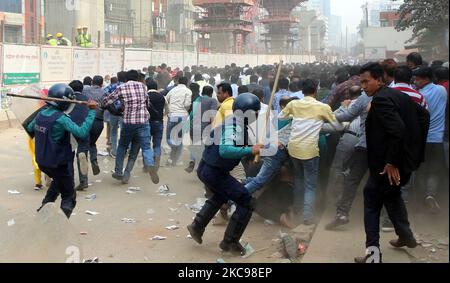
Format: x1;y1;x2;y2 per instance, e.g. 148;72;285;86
104;70;159;185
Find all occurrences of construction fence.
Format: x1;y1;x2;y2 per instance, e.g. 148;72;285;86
0;43;333;89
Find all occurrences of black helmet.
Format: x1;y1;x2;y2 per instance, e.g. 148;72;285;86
233;92;261;113
47;83;75;111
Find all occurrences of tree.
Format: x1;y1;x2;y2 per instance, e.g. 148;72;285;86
395;0;449;58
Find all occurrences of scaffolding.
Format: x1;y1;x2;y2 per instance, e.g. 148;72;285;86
193;0;256;54
260;0;306;54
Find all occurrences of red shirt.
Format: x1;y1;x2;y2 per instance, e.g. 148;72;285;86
439;81;449;96
392;83;428;109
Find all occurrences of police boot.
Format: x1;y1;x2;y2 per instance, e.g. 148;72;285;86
219;207;253;256
187;199;223;245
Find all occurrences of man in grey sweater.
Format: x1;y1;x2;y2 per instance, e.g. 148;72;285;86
325;90;373;230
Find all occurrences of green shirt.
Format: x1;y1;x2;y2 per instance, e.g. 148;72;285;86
27;107;96;143
219;122;253;159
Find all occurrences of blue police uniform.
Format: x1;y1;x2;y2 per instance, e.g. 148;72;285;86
189;116;256;254
28;107;95;218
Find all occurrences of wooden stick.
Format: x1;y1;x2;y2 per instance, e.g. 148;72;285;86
6;93;89;105
254;60;283;163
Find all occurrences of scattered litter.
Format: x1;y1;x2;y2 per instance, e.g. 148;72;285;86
83;257;99;263
264;219;275;225
148;218;153;221
168;219;176;222
187;235;192;239
190;198;207;213
95;180;102;183
7;190;21;195
165;225;179;230
126;190;137;194
85;194;96;200
103;171;109;174
146;209;155;215
72;213;77;216
85;210;100;216
298;243;306;255
421;242;433;248
150;235;167;241
169;208;178;212
430;248;437;253
88;183;93;186
176;235;180;238
98;151;109;156
216;258;226;263
242;243;256;258
159;193;177;197
128;187;142;192
7;219;15;226
121;218;136;223
279;232;298;260
80;231;88;235
157;185;170;193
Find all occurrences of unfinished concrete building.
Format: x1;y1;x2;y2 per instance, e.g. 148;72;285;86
260;0;305;54
193;0;255;54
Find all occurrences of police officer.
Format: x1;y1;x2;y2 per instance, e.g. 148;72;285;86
26;84;97;218
187;93;264;255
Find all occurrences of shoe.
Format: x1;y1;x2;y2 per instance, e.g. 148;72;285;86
148;166;160;184
187;223;204;245
92;161;100;176
112;172;123;181
389;238;418;249
425;196;441;214
381;218;395;233
34;184;44;191
75;184;89;191
325;214;350;230
122;171;130;184
185;161;195;173
219;241;246;256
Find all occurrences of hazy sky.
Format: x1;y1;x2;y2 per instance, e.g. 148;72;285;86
331;0;368;33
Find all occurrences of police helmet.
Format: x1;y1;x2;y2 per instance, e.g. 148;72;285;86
47;84;75;111
233;93;261;113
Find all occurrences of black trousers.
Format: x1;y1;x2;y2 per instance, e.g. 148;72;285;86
39;161;76;218
89;119;104;163
364;172;414;248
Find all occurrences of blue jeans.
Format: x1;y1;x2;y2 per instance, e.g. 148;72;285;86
150;120;164;158
292;157;320;222
115;123;155;175
244;148;288;194
166;116;186;164
109;115;122;156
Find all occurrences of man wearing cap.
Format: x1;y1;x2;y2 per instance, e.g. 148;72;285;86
82;26;93;48
75;26;83;46
46;34;58;46
56;33;72;46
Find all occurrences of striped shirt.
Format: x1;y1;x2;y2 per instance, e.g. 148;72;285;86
392;83;427;108
104;81;150;124
279;96;338;160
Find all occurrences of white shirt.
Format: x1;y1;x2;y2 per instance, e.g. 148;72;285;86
165;84;192;117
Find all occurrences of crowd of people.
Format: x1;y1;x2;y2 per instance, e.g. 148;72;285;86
25;51;449;262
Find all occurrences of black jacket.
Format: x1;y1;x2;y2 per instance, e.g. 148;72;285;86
366;87;430;175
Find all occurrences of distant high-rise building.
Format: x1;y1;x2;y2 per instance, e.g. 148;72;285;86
306;0;331;18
